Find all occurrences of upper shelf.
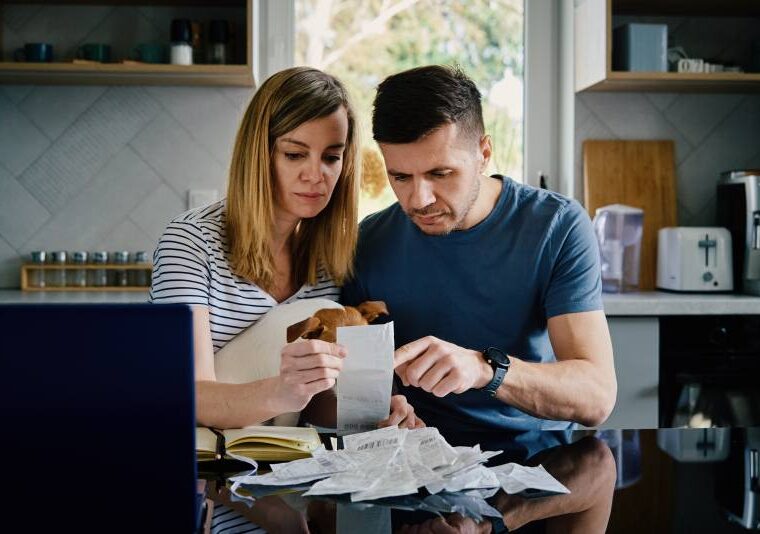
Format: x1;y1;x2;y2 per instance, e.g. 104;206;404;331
0;62;254;86
582;71;760;93
575;0;760;93
0;0;253;86
613;0;760;17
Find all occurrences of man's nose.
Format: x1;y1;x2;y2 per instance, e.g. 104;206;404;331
409;178;435;210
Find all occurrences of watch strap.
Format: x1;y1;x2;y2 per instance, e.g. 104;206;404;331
483;364;507;397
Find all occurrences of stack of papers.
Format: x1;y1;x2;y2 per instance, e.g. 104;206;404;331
229;426;570;509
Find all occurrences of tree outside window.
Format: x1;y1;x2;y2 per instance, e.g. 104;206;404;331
296;0;524;219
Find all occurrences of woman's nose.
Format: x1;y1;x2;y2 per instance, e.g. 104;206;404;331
301;157;324;183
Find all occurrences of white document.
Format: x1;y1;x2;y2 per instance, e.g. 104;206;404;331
489;463;571;496
336;323;395;436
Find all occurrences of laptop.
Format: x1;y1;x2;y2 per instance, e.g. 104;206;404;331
0;304;198;532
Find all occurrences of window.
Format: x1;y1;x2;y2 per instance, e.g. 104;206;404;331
295;0;524;219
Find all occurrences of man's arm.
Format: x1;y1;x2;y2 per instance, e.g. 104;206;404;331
394;310;616;428
493;310;616;427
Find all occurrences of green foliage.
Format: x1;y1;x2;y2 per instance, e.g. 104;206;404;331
296;0;524;215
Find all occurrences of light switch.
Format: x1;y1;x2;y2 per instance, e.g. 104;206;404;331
187;189;219;209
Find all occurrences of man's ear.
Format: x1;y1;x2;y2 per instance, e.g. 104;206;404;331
479;134;492;173
287;316;324;343
356;301;389;323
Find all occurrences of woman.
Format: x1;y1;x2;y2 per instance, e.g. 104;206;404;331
150;66;421;432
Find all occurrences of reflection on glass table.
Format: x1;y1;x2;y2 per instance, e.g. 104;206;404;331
199;427;759;533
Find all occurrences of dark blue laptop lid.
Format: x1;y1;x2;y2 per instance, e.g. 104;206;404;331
0;304;196;532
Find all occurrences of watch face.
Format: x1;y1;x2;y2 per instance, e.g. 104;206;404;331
485;347;509;366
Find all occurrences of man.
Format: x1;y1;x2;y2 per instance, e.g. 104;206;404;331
342;65;616;436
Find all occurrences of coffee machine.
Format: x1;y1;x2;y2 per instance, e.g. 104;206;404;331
717;170;760;295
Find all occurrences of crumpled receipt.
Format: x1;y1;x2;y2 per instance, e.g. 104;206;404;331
230;425;571;508
336;323;395;436
490;462;570;497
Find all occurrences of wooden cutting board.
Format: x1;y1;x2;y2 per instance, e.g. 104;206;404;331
583;140;677;290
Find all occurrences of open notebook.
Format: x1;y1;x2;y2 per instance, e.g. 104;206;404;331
196;426;321;462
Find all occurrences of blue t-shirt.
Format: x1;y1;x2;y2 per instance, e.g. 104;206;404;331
341;176;603;435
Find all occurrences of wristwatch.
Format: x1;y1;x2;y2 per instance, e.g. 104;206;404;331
481;347;510;397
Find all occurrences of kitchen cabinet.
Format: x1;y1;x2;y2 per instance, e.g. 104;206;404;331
599;317;659;429
0;0;254;86
575;0;760;92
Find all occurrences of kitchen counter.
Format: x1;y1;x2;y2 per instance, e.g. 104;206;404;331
2;290;760;315
602;291;760;316
0;290;149;304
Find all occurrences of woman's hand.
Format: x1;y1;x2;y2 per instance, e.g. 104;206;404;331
378;394;426;429
274;339;346;413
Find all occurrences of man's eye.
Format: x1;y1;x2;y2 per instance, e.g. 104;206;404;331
392;175;410;182
285;153;304;160
431;171;451;178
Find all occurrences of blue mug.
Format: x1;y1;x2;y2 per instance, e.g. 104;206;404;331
131;43;166;64
14;43;53;63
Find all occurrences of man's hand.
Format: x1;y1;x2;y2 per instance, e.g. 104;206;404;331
378;394;426;429
394;336;494;397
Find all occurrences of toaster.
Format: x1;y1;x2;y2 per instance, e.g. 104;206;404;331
657;227;733;292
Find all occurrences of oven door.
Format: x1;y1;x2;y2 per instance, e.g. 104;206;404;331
660;315;760;428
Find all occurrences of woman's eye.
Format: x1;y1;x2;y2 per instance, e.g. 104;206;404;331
324;154;342;163
285;153;304;161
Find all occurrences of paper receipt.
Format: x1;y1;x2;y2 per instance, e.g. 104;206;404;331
336;322;395;436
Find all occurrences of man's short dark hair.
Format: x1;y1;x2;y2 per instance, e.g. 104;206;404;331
372;65;484;144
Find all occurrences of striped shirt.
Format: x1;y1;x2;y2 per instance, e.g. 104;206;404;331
151;200;338;533
149;199;340;353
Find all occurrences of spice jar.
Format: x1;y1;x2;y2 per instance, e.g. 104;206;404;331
28;251;46;288
111;251;130;287
130;251;150;287
89;251;109;287
48;251;67;287
69;251;88;287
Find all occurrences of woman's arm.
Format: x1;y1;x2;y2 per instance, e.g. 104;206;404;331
192;306;344;429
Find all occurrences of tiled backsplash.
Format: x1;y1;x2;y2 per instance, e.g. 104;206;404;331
0;84;252;288
3;85;759;288
576;92;760;227
0;3;253;287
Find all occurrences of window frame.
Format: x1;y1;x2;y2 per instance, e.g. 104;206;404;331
257;0;562;192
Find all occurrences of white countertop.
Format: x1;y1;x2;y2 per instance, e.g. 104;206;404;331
1;290;759;315
0;290;149;304
602;291;760;316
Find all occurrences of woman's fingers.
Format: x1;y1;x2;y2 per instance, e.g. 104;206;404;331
281;366;341;384
284;352;345;372
305;378;336;396
284;339;347;358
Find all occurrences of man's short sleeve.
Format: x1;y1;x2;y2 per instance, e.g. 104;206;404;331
543;200;603;318
149;221;211;306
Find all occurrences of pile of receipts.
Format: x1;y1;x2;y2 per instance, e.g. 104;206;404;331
229;425;569;508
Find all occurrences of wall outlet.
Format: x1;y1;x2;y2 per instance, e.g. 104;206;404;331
187;189;219;209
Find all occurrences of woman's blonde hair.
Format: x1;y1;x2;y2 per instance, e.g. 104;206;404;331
226;67;360;293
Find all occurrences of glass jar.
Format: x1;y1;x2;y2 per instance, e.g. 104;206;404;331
48;251;67;287
69;251;88;288
112;251;130;287
207;20;229;64
130;251;150;287
28;251;46;288
89;251;109;287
